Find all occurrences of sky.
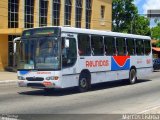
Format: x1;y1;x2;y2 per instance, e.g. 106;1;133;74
134;0;160;27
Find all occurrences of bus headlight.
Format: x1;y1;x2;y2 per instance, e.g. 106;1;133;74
18;76;25;80
46;76;59;80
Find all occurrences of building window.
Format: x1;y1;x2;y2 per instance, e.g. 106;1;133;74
75;0;82;28
101;5;105;19
25;0;34;28
64;0;72;25
39;0;48;27
53;0;60;26
8;35;20;67
86;0;92;29
8;0;19;28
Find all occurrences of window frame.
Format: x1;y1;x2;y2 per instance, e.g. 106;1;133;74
8;0;19;28
53;0;61;26
135;39;144;56
64;0;72;25
101;5;105;19
126;38;135;56
75;0;82;28
91;35;104;56
104;36;116;56
86;0;92;29
25;0;34;28
78;34;91;56
115;37;126;56
39;0;48;27
61;37;77;69
144;40;151;55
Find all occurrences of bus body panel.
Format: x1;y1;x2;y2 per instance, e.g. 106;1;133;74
130;53;153;78
77;56;111;84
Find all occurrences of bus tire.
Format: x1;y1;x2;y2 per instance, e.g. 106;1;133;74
78;73;91;92
128;69;137;84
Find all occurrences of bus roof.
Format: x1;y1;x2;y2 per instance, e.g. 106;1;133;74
24;26;151;40
60;26;151;40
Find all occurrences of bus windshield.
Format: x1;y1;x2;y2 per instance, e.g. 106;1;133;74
18;36;61;70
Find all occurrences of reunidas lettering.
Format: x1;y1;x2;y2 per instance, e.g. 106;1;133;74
86;60;109;67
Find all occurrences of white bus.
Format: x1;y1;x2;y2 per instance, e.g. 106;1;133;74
17;26;152;92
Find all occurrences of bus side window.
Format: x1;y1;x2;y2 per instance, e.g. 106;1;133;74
126;38;135;56
116;37;126;56
144;40;151;55
104;36;116;56
62;38;77;68
136;39;144;55
91;35;104;56
78;34;91;56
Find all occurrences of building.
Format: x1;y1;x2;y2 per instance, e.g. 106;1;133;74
0;0;112;71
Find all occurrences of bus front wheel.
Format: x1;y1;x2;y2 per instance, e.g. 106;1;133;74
78;74;91;92
129;69;137;84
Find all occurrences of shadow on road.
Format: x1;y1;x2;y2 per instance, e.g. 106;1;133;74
18;79;151;96
153;70;160;72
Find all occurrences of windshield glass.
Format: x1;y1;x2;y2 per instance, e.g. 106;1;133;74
18;37;61;70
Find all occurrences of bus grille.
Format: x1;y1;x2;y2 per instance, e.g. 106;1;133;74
26;77;44;81
27;83;45;87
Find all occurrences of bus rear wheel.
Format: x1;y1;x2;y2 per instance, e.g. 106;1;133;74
129;69;137;84
78;74;91;92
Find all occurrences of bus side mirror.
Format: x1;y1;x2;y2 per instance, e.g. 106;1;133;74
65;39;69;48
13;37;21;54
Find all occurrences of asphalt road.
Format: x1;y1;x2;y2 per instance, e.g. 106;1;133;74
0;71;160;119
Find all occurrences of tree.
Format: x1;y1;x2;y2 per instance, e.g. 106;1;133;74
112;0;151;36
132;16;150;36
112;0;138;33
154;18;160;26
151;20;160;47
151;22;160;40
156;40;160;47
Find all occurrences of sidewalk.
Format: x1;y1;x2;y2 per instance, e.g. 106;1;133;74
0;71;17;81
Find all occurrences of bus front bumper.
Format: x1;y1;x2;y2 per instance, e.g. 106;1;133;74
18;80;61;89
